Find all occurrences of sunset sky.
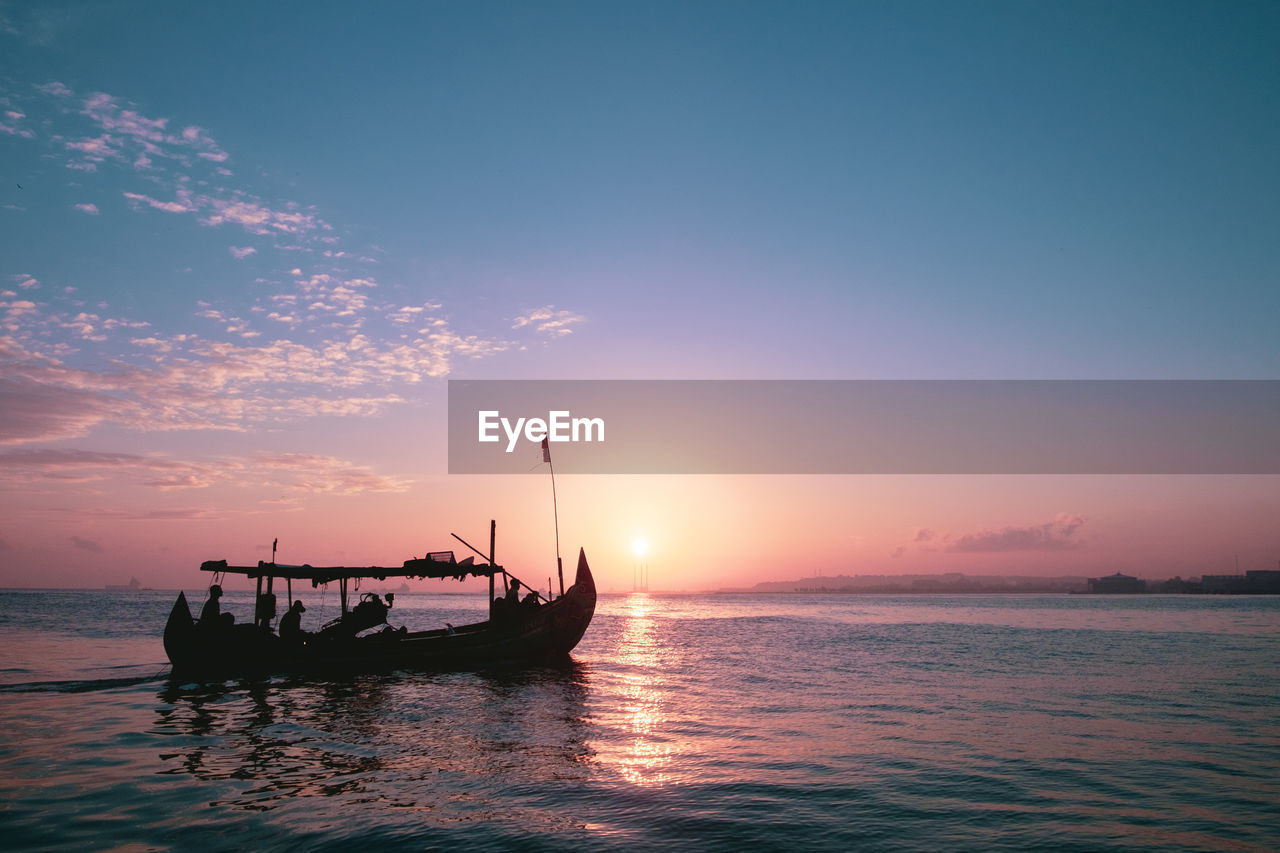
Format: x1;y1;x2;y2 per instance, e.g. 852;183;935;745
2;2;1278;591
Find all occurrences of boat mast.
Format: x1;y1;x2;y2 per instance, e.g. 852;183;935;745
542;437;564;598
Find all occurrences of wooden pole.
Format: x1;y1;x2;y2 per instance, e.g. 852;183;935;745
451;532;492;564
489;519;497;605
550;458;564;597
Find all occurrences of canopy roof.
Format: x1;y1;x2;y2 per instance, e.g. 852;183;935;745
200;551;499;584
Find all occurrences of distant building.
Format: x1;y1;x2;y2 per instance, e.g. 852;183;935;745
1201;574;1248;594
1245;570;1280;594
1088;573;1146;594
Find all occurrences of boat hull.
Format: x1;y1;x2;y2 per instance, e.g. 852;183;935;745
164;548;597;677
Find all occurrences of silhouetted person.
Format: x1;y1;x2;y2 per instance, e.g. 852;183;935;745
199;585;222;627
503;579;521;620
522;589;541;613
279;599;308;646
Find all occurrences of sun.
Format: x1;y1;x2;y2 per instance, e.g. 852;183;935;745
632;538;649;558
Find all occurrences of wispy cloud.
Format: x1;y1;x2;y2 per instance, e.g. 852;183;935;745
0;314;504;443
0;108;35;139
123;189;195;214
65;91;231;172
34;81;73;98
946;514;1088;553
69;535;102;552
251;453;412;494
199;194;324;235
0;81;576;452
0;373;137;445
0;446;411;496
512;305;586;337
894;515;1089;556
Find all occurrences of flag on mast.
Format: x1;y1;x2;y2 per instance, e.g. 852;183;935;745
541;436;551;464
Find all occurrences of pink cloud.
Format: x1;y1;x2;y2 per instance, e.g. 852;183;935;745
1;446;409;496
69;535;102;552
512;305;586;337
229;246;257;260
0;314;509;444
120;187;325;237
35;82;73;97
25;85;232;174
123;190;196;214
946;515;1089;553
64;134;119;164
199;196;321;235
0;110;35;139
251;453;412;494
0;375;139;445
83;93;168;143
74;203;99;215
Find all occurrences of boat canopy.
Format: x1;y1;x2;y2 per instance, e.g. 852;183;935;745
200;551;498;585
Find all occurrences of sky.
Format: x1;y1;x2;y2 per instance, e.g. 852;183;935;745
2;1;1278;591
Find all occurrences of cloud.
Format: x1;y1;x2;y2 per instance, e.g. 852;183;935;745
71;92;230;169
0;446;410;496
945;514;1088;553
69;535;102;552
0;82;570;449
121;188;325;237
200;195;322;235
35;81;73;98
0;109;35;139
912;528;934;542
0;375;137;445
512;305;586;337
0;297;509;443
6;83;233;186
39;505;230;521
83;92;166;142
123;189;196;214
64;133;118;164
252;453;412;494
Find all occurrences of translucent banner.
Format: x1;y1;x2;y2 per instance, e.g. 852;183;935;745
447;380;1280;474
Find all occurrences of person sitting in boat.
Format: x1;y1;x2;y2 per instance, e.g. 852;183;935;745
279;599;308;646
522;589;541;612
198;584;233;629
502;579;522;619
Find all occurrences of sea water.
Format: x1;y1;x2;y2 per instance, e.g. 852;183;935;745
0;590;1277;851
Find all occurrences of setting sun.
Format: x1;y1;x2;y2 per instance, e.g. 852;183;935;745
632;538;649;558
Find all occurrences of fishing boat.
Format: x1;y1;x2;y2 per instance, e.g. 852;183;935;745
163;520;596;676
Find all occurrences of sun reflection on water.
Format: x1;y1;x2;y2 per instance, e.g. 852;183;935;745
612;593;675;788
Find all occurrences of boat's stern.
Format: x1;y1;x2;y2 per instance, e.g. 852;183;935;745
547;547;596;655
572;546;597;612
